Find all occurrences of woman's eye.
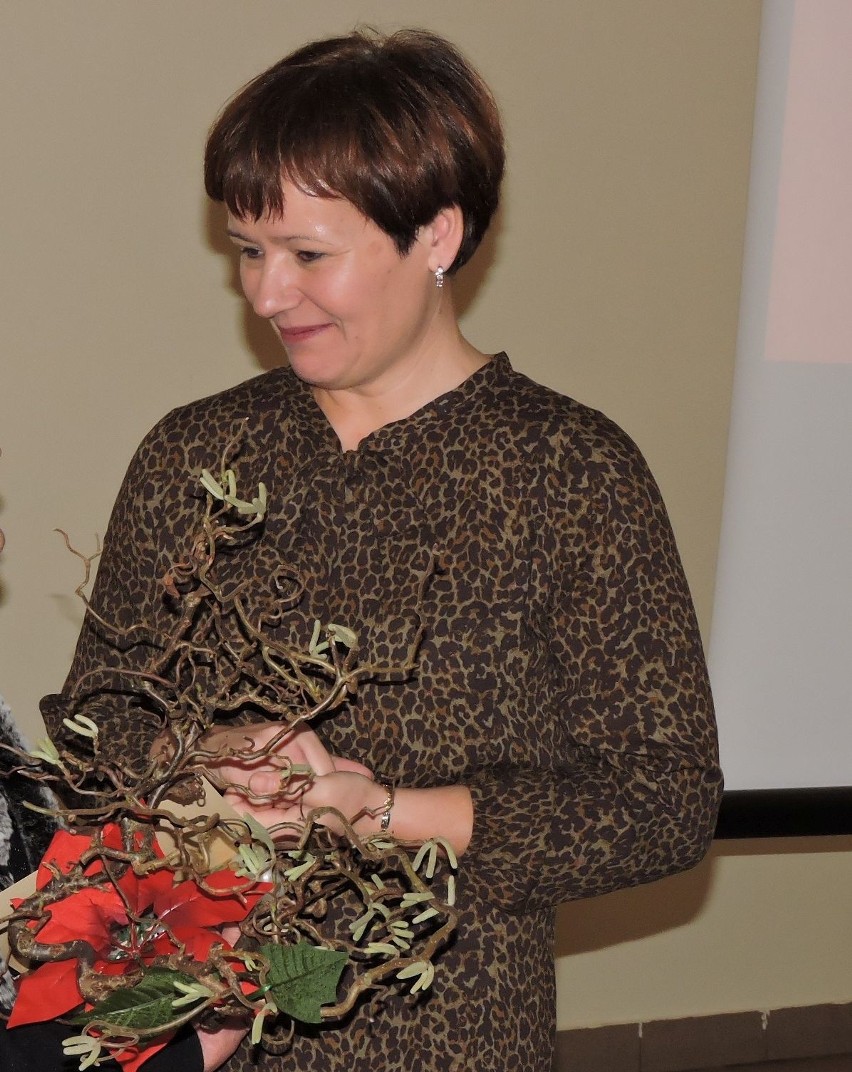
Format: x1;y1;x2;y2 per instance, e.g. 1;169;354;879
237;246;262;260
296;250;325;264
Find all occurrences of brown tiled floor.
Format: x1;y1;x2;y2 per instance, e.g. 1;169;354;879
553;1048;852;1072
555;1004;852;1071
719;1058;852;1071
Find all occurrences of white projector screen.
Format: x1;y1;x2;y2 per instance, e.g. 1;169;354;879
709;0;852;792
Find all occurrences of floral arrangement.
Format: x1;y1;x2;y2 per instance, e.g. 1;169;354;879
0;445;457;1070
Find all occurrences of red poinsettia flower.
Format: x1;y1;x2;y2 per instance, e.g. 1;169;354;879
8;824;270;1065
34;823;157;889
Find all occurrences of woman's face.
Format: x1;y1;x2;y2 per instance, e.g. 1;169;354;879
227;182;441;395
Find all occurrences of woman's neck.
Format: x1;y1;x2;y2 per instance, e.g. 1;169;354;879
313;336;490;452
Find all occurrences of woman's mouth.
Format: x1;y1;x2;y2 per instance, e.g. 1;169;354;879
276;323;330;345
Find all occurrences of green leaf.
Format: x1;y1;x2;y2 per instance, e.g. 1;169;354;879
29;737;61;765
283;857;315;881
395;959;435;993
327;623;357;650
62;1034;103;1071
309;619;329;659
400;890;433;909
251;1006;270;1045
363;942;399;957
73;968;202;1031
430;836;458;870
349;906;375;942
235;814;277;878
199;469;225;500
261;941;348;1024
61;713;99;740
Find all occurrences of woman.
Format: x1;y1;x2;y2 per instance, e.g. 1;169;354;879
43;29;722;1071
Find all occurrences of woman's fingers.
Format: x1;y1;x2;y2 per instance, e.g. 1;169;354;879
223;788;304;831
285;725;335;776
206;722;328;770
205;722;314;794
207;721;373;805
225;770;380;835
333;756;374;778
196;1019;249;1072
205;721;306;761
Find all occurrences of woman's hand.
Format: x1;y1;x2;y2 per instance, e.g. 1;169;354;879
207;721;374;831
194;1017;249;1071
206;721;475;857
288;768;390;834
203;721;370;795
189;924;249;1069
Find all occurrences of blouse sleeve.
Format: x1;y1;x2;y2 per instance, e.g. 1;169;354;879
0;1020;203;1072
40;414;196;775
463;420;723;914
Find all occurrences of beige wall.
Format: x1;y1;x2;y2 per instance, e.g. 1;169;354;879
557;837;852;1029
3;0;847;1032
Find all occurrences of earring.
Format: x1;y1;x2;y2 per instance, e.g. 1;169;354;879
434;266;444;289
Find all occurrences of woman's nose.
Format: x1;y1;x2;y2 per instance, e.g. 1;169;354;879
246;262;301;319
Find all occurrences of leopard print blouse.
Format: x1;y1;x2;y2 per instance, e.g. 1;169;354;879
42;353;722;1071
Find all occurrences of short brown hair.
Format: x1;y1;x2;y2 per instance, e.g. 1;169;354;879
204;28;504;273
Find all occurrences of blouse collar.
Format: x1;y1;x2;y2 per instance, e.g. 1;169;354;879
285;352;512;457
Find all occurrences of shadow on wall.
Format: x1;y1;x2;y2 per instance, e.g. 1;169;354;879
555;834;852;957
202;199;504;374
555;851;718;957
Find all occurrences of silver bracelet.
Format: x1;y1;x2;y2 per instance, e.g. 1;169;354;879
375;782;395;832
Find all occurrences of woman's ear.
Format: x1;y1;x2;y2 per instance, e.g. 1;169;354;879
422;204;465;274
